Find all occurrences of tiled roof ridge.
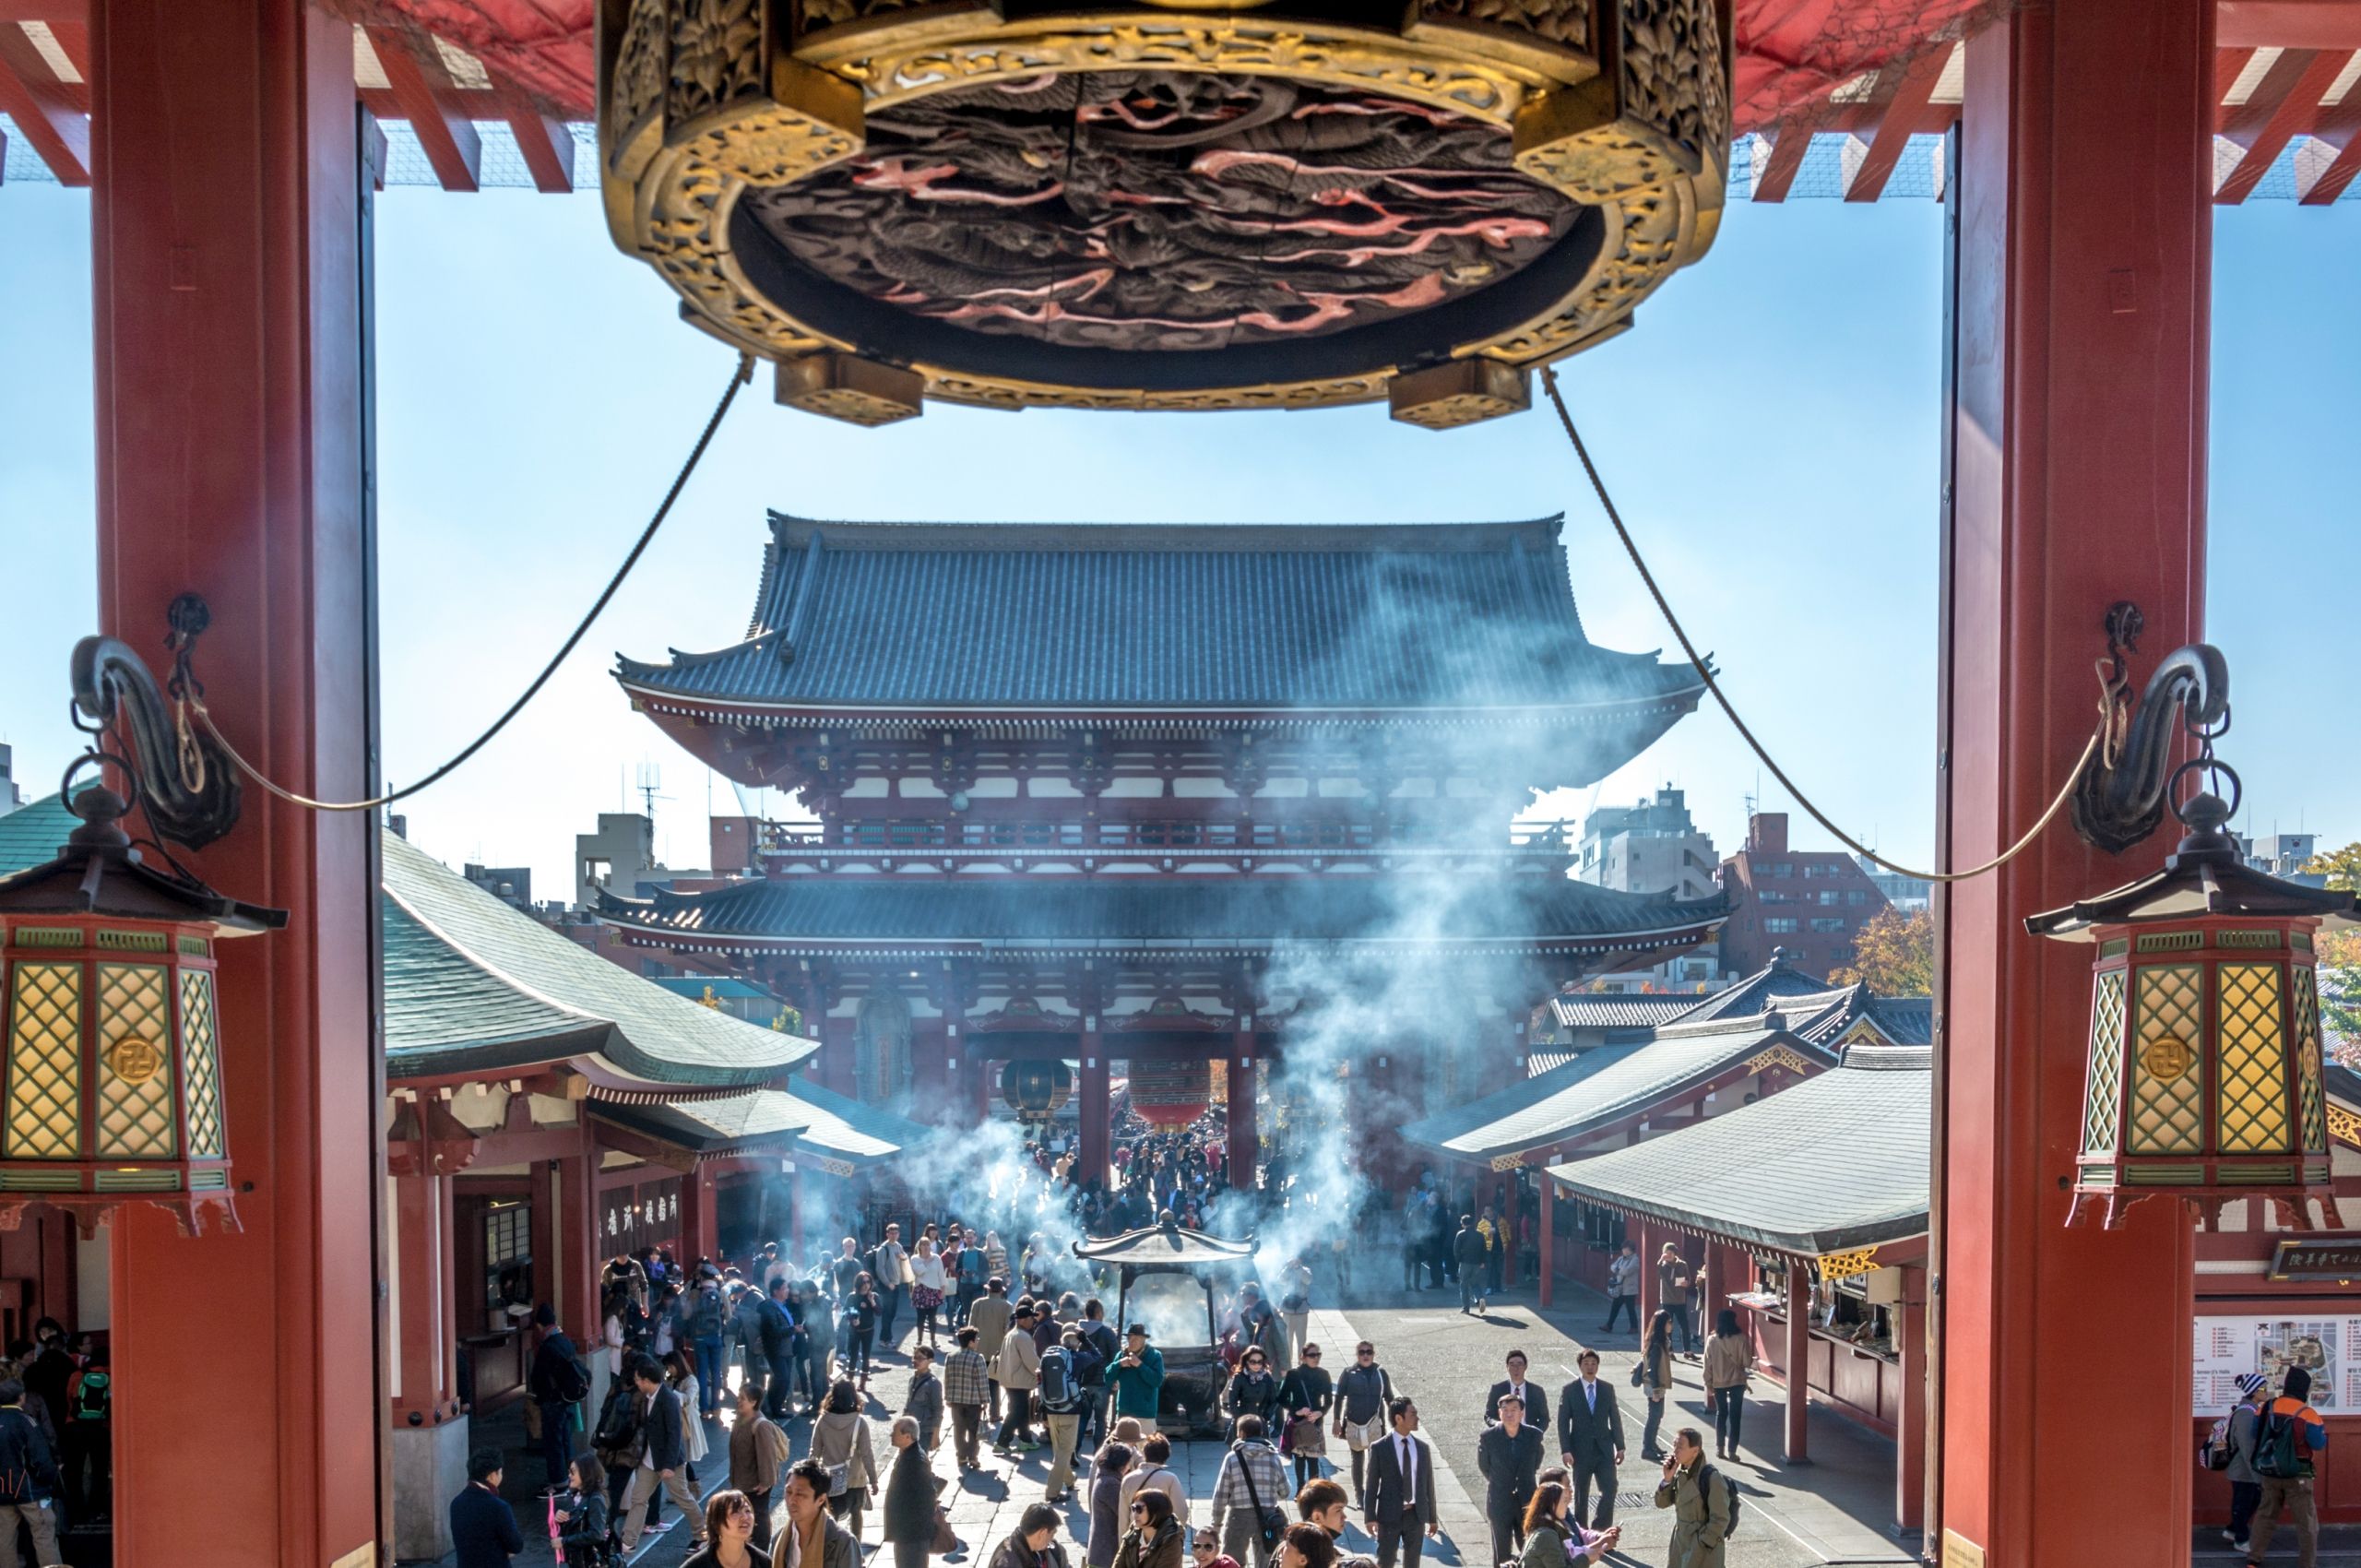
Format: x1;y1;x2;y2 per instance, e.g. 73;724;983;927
764;513;1571;553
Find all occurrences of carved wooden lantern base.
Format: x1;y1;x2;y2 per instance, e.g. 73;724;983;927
599;0;1728;425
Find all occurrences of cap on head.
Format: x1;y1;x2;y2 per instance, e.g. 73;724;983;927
1128;1324;1149;1337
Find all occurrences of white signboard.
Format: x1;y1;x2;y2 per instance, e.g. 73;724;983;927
2193;1314;2361;1416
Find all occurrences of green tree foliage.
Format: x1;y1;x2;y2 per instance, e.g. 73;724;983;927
2301;843;2359;1062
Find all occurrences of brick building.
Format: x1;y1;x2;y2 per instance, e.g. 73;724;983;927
1715;811;1893;977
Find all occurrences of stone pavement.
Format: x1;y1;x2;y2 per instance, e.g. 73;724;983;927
416;1281;2361;1567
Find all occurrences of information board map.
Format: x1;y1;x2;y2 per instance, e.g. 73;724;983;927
2194;1315;2361;1415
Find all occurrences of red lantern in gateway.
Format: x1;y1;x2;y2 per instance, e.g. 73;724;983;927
1130;1060;1212;1130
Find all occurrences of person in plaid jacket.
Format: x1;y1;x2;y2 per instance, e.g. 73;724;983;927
1211;1416;1289;1568
944;1326;992;1470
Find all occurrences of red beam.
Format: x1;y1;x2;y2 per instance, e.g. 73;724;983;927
0;1;85;18
0;20;86;182
2216;47;2351;200
364;24;479;192
498;78;573;192
2298;94;2361;201
1845;45;1950;202
1751;126;1809;201
2214;44;2260;122
2221;0;2361;49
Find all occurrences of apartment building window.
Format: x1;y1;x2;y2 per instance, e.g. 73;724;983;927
1810;917;1845;933
1765;917;1799;933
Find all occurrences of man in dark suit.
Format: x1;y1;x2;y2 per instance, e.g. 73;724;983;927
1362;1396;1440;1568
1482;1349;1549;1432
1555;1348;1625;1530
450;1448;524;1568
1476;1394;1544;1568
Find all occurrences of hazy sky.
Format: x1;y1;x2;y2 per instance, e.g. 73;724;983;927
2;183;2355;898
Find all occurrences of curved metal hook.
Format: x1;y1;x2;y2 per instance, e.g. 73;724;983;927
2070;640;2230;856
70;634;243;850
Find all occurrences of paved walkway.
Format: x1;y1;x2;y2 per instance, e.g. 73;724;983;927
412;1283;2361;1567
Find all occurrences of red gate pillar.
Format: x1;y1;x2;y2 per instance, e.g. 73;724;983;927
1782;1262;1811;1466
1633;1220;1656;1326
1079;1031;1109;1187
89;1;381;1561
556;1139;600;1348
1228;1029;1258;1190
390;1169;457;1425
1938;2;2209;1562
1895;1281;1927;1533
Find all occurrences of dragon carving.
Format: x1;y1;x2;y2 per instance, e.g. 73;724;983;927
745;72;1579;351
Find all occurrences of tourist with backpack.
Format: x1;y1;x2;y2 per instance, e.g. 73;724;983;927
0;1378;61;1568
1213;1416;1290;1568
62;1345;109;1524
528;1303;592;1493
1653;1427;1733;1568
1042;1326;1100;1501
2246;1365;2328;1568
690;1269;730;1416
2204;1372;2269;1555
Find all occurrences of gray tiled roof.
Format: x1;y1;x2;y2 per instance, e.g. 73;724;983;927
1661;956;1833;1026
383;834;815;1088
1549;1046;1931;1255
597;873;1728;956
601;1078;928;1169
615;516;1706;729
1401;1022;1828;1161
1544;993;1704;1030
2329;1060;2360;1112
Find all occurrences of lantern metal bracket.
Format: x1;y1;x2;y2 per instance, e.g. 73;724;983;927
2070;603;2231;856
67;594;243;851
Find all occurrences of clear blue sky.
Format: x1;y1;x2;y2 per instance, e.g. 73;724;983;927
1;182;2354;897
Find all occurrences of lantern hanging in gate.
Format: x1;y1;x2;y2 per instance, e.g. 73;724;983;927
2029;624;2356;1229
1002;1059;1074;1126
1129;1058;1212;1130
0;628;284;1236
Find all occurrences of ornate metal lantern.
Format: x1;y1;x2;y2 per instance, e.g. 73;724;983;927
1001;1059;1074;1124
0;631;283;1236
2028;627;2357;1228
597;0;1729;427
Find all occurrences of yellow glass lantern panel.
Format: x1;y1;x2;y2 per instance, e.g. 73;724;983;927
95;964;175;1158
2215;963;2290;1154
180;969;224;1159
6;962;82;1159
2291;966;2327;1155
2083;969;2126;1154
2129;964;2205;1154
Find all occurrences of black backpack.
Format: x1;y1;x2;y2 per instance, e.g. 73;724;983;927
552;1352;593;1406
1039;1347;1078;1413
1697;1464;1741;1538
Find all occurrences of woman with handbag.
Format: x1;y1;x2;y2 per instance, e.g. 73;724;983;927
1275;1345;1333;1489
910;1240;950;1353
1637;1312;1677;1461
1227;1348;1282;1434
882;1415;940;1568
1700;1312;1752;1461
811;1378;879;1539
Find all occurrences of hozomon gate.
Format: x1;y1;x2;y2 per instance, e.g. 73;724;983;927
594;515;1731;1190
11;0;2312;1560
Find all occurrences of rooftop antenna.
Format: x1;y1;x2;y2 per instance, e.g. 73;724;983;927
635;761;671;819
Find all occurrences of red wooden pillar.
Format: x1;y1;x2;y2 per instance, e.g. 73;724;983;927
685;1165;719;1265
1228;1028;1258;1189
1896;1278;1927;1533
1938;2;2209;1561
391;1169;457;1424
556;1139;599;1347
89;1;380;1561
1079;1030;1109;1188
1782;1262;1811;1466
1634;1219;1657;1326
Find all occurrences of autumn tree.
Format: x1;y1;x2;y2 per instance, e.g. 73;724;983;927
2302;844;2359;1061
1830;906;1934;996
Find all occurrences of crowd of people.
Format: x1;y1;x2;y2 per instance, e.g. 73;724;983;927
0;1317;111;1568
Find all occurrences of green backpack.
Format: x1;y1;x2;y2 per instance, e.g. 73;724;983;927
71;1371;110;1422
2254;1405;2313;1479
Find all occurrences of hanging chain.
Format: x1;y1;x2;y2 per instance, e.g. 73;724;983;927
173;352;753;814
1539;364;2110;885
